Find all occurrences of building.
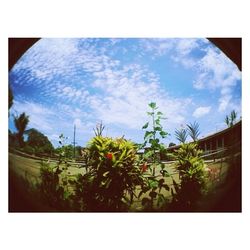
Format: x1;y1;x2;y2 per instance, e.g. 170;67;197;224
198;120;241;154
167;120;242;157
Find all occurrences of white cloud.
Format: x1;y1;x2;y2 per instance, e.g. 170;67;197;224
218;95;232;112
10;38;241;145
142;38;241;115
192;47;241;112
89;62;191;130
193;106;211;118
175;38;200;56
141;38;204;66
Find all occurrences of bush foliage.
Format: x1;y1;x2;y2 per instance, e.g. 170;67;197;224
170;142;206;211
73;136;144;211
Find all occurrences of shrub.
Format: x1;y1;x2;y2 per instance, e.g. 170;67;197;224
73;136;144;211
170;142;206;211
39;160;72;211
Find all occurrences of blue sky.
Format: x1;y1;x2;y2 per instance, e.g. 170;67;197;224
9;38;242;147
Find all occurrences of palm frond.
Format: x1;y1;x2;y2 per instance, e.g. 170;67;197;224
187;121;200;142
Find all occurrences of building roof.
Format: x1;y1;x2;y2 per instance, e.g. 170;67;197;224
168;120;242;150
198;120;241;143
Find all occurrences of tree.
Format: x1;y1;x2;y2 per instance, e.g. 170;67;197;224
14;112;29;147
25;128;54;154
225;115;230;127
187;121;200;142
175;128;188;143
225;110;237;127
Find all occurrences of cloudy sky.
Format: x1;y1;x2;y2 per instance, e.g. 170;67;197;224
9;38;242;147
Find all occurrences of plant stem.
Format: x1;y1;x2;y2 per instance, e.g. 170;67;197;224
152;107;156;176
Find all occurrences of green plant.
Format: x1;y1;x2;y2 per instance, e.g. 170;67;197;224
38;134;73;211
93;121;105;136
225;110;237;127
14;112;29;147
175;127;188;143
39;161;66;209
138;102;171;211
141;102;168;176
55;134;74;163
186;121;200;142
170;142;206;211
73;136;144;211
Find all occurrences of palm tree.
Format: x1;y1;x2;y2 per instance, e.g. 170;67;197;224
187;121;200;142
225;115;230;127
175;128;188;144
230;110;237;126
14;112;29;147
225;110;237;127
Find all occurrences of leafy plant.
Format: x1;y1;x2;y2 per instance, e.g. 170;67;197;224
138;102;171;211
170;142;206;211
141;102;168;176
93;121;105;136
73;136;144;211
55;134;74;163
187;121;200;142
138;173;171;211
39;160;73;211
39;134;74;211
175;127;188;143
14;112;29;147
225;110;237;127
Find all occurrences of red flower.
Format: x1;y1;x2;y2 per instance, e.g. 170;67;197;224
142;163;147;172
106;152;113;160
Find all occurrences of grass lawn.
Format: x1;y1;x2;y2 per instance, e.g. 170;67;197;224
9;152;240;212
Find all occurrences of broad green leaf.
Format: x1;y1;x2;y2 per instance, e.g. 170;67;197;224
154;126;162;131
142;122;149;129
155;118;161;126
144;131;154;140
149;102;157;109
149;179;158;189
160;131;168;138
